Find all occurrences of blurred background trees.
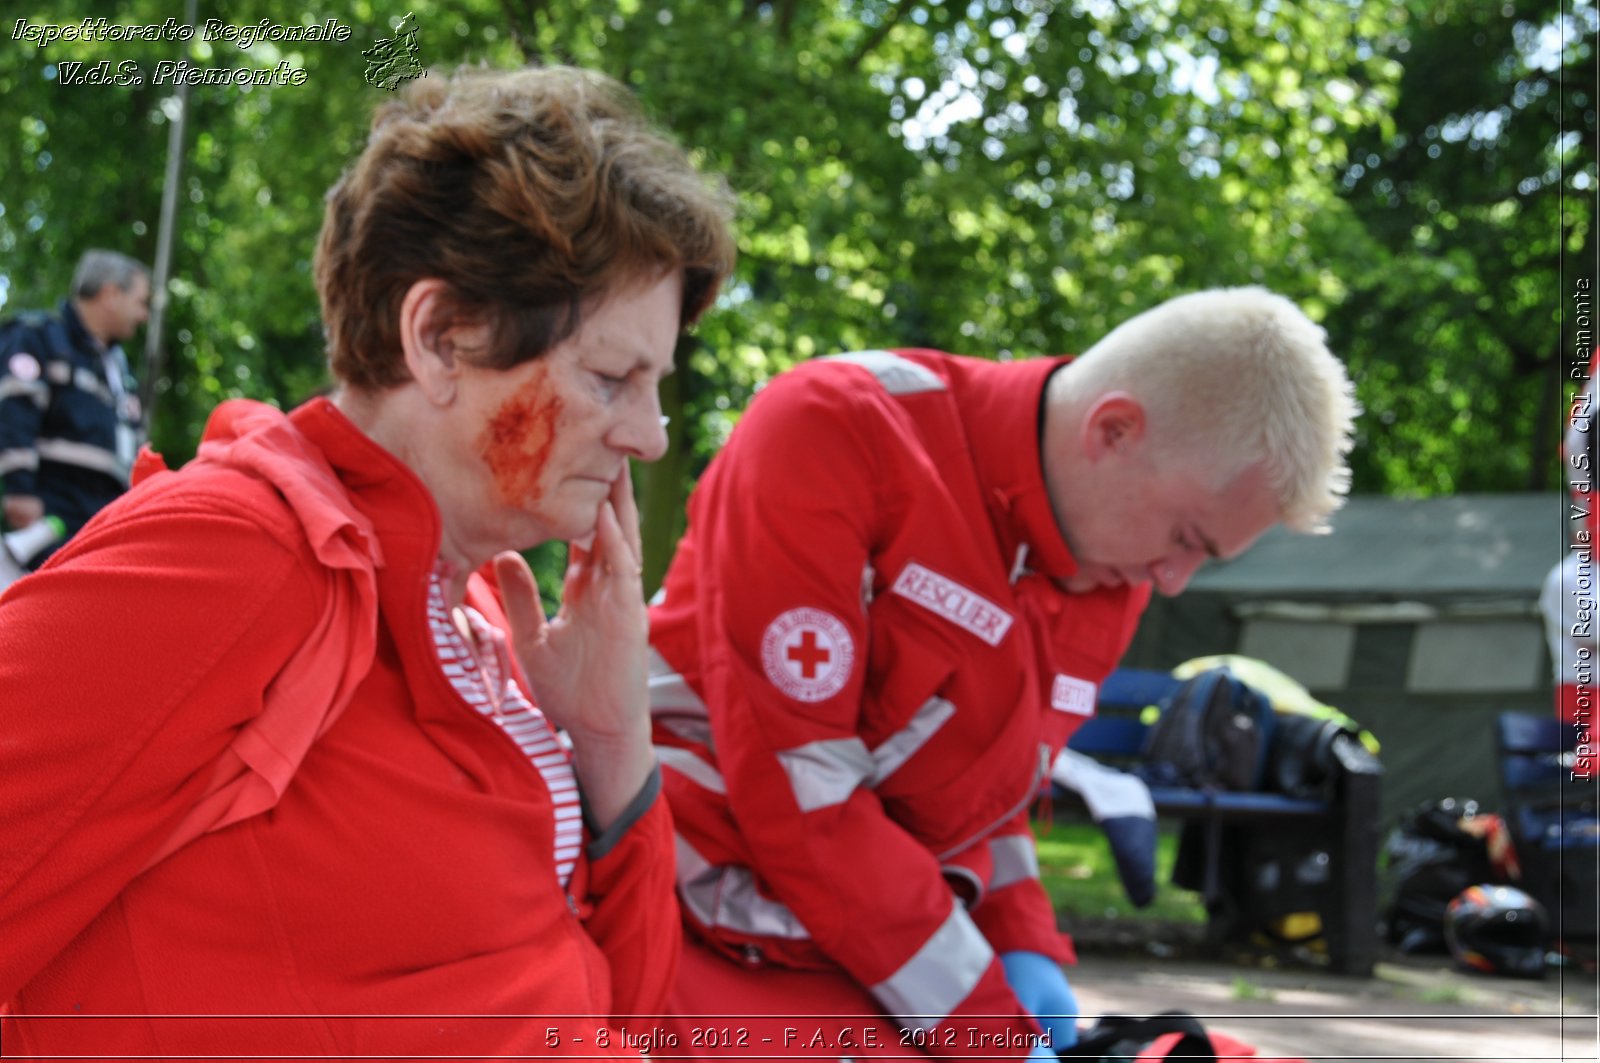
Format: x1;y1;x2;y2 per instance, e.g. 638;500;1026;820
2;0;1594;588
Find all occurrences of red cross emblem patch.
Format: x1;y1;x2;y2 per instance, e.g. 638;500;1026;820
760;607;854;703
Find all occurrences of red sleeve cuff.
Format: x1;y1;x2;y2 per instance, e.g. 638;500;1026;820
972;878;1076;966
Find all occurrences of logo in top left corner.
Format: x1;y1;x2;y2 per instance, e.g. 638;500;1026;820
363;12;425;91
761;607;855;703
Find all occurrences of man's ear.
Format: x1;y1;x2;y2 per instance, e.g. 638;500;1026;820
1081;391;1147;462
399;278;464;405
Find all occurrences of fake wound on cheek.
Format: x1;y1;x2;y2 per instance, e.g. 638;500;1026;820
479;364;562;506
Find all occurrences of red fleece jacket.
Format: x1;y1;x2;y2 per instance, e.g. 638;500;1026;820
0;398;677;1058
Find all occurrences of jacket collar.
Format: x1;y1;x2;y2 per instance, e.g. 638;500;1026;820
950;354;1084;584
288;397;443;587
58;298;106;358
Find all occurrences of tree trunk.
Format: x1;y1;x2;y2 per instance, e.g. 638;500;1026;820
636;336;694;596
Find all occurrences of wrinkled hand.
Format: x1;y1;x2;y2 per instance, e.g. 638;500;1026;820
495;466;654;831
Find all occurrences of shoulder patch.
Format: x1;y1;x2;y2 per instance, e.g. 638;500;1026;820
824;350;946;396
761;607;855;703
7;353;41;382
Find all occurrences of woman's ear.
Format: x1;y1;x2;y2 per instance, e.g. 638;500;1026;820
399;278;464;405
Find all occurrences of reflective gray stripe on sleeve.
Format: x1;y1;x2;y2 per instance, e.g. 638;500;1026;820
0;378;48;407
648;647;715;748
871;902;993;1030
777;736;874;812
657;713;714;748
824;351;947;395
676;833;812;940
36;437;128;483
656;744;727;795
72;367;116;407
0;448;40;476
778;696;955;811
987;833;1041;892
869;696;955;783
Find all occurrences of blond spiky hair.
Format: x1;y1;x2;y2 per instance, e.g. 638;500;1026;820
1067;286;1360;533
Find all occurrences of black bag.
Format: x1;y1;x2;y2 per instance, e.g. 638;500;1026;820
1267;713;1352;801
1380;797;1495;954
1139;667;1275;791
1059;1011;1216;1061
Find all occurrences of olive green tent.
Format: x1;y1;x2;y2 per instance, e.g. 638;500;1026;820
1120;493;1569;827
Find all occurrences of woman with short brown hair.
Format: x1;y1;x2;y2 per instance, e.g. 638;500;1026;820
0;65;735;1058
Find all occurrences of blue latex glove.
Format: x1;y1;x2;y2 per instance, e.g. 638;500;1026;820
1000;950;1079;1053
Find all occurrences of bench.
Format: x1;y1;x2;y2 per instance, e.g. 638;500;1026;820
1494;712;1597;948
1049;667;1383;977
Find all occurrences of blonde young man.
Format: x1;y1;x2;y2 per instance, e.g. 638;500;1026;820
647;287;1359;1058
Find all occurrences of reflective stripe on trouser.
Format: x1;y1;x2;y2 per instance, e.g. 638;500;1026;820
871;900;993;1031
676;833;811;941
649;646;715;748
676;833;994;1030
657;744;727;794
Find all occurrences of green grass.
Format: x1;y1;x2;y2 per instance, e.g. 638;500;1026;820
1033;820;1207;924
1230;976;1277;1001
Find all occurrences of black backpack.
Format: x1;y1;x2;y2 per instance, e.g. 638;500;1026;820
1138;667;1275;791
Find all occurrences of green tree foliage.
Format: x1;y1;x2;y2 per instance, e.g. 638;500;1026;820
2;0;1592;589
1332;0;1596;494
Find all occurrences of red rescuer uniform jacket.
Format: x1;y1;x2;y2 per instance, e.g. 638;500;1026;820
648;350;1150;1053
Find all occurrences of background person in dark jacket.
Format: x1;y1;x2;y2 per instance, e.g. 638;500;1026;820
0;248;150;575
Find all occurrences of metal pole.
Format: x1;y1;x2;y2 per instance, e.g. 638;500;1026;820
140;0;198;426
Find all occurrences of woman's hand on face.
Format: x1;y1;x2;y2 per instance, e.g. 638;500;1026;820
494;465;654;831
